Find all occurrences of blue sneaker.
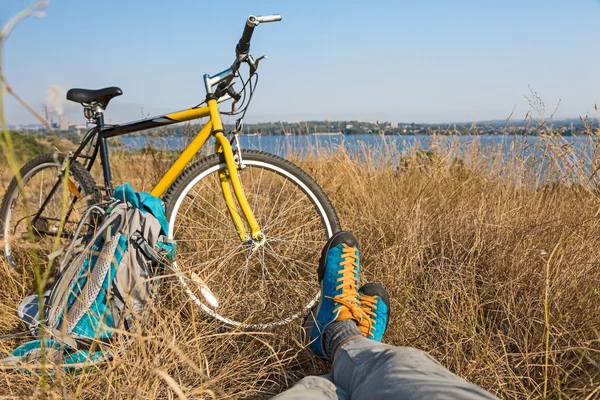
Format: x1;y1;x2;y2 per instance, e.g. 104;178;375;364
302;231;364;359
358;283;390;342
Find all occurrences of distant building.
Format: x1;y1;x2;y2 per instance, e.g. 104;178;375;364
390;121;399;128
346;124;353;129
313;132;342;136
41;103;49;122
59;115;69;131
10;124;44;133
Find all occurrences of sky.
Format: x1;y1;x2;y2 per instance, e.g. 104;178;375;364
2;0;600;125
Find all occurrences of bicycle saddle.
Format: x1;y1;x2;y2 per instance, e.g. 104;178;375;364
66;86;123;109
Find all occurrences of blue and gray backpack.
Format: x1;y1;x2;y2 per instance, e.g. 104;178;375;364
3;183;175;371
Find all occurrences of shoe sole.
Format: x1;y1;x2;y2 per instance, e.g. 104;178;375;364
301;280;329;359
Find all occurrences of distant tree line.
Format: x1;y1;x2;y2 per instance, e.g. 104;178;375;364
19;117;598;138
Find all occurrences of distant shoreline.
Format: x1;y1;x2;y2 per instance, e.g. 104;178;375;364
9;118;596;137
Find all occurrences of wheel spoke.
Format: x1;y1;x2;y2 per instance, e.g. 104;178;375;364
261;196;313;232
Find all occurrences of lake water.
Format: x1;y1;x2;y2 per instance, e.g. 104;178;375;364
119;134;590;161
118;134;599;185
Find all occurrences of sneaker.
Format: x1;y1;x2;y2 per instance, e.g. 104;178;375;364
358;283;390;342
302;231;364;359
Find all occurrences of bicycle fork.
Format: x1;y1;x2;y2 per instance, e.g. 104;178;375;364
208;99;262;242
214;132;262;242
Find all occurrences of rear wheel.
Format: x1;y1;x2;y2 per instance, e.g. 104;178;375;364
164;150;341;329
0;153;97;278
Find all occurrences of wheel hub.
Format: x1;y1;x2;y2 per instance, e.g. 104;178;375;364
243;234;267;254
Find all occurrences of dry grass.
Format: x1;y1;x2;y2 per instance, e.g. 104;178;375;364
1;2;598;397
0;132;599;399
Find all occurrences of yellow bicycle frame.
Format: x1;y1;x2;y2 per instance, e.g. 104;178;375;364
149;99;262;242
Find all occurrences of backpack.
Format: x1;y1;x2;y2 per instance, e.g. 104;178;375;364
3;183;176;371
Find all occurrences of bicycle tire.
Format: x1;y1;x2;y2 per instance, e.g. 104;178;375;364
163;150;341;329
0;153;97;271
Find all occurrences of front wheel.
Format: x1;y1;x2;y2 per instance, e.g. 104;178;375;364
164;150;341;329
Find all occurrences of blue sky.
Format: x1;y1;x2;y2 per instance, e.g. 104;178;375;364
2;0;600;124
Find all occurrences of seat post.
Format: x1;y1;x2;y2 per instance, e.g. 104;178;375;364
96;109;114;193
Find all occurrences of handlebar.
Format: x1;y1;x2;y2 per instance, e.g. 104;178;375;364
204;15;281;98
235;14;282;56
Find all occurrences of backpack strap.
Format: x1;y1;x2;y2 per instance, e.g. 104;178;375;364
72;336;113;351
130;231;175;267
57;203;116;274
110;283;132;332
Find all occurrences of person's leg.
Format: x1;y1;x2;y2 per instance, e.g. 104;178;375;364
300;231;496;399
271;375;348;400
332;337;498;400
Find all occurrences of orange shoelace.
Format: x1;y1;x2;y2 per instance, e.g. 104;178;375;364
326;244;366;323
358;294;378;337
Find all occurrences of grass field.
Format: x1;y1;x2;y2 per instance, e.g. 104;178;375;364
0;133;599;399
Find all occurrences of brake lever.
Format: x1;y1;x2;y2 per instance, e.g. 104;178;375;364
248;55;268;76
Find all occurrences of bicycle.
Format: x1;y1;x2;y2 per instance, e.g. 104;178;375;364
0;15;341;329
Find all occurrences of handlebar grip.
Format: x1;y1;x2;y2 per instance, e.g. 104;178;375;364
235;15;282;56
255;15;282;23
236;16;257;55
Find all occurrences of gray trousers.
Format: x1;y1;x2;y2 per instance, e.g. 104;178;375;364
272;338;497;400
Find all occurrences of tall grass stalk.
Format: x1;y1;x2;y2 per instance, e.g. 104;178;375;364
0;1;54;391
543;241;560;399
